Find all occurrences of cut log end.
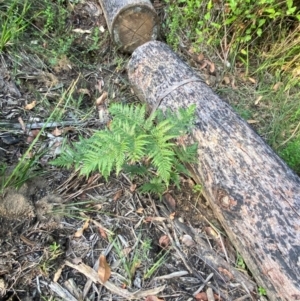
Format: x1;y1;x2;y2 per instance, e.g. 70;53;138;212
112;5;158;53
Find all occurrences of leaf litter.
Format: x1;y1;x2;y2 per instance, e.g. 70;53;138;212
0;0;260;300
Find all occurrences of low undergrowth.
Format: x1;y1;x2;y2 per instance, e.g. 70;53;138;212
164;0;300;174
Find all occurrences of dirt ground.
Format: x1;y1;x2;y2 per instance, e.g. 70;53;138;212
0;1;263;300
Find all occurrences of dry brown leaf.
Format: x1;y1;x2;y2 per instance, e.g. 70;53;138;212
213;294;223;301
74;219;90;238
98;254;111;283
98;227;107;239
95;80;103;93
248;77;256;84
254;95;263;105
93;204;102;210
113;190;122;201
30;129;41;137
169;212;175;220
159;235;170;249
53;265;64;282
52;55;72;72
223;76;230;85
200;60;208;70
27;129;40;143
205;226;218;238
208;61;215;73
24;100;37;110
96;91;108;105
122;247;132;256
273;82;283;91
182;234;195;247
197;53;204;62
218;267;233;280
194;292;208;301
136;207;144;214
164;193;176;211
145;296;164;301
52;127;62;136
129;183;136;192
26;136;34;144
78;88;90;96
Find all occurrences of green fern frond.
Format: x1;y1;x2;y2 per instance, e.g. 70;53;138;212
174;143;198;164
144;109;158;130
109;103;147;130
157;105;196;136
169;170;181;188
127;134;149;162
139;177;165;196
123;164;149;177
149;147;174;184
51;103;197;195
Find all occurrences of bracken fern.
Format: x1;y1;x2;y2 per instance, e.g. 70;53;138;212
52;103;197;195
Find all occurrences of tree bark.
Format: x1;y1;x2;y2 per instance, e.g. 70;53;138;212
98;0;159;53
127;41;300;301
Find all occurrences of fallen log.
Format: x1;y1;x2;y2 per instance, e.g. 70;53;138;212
98;0;159;53
127;41;300;301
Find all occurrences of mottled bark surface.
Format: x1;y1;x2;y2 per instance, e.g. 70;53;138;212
98;0;158;53
127;41;300;301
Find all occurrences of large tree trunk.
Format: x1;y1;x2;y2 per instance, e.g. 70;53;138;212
98;0;159;53
127;41;300;301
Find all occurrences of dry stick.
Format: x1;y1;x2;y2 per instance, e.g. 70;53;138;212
148;195;193;275
65;261;165;299
193;273;214;296
159;203;255;297
149;197;229;300
206;287;216;301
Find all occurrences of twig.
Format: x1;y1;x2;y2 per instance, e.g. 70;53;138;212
193;273;214;296
65;260;166;299
154;271;189;280
0;120;86;130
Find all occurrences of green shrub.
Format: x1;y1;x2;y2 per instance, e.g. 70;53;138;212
165;0;300;71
